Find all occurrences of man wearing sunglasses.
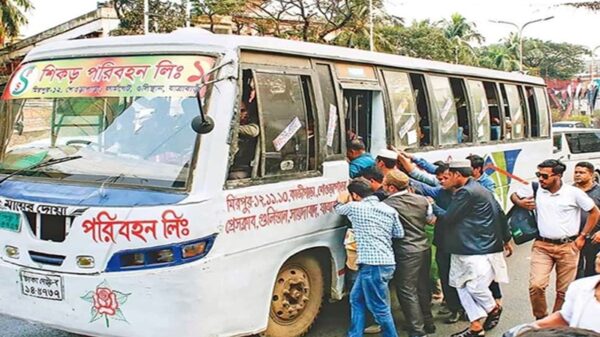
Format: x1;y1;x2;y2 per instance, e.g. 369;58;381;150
511;159;600;321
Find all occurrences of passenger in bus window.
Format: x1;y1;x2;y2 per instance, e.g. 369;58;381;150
347;139;375;178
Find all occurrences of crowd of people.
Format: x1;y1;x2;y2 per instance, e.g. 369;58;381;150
336;139;600;337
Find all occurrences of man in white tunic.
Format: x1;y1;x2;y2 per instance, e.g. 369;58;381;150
436;160;513;337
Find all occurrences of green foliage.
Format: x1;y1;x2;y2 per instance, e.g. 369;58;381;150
566;115;592;127
523;39;588;80
438;13;483;65
110;0;187;36
0;0;34;44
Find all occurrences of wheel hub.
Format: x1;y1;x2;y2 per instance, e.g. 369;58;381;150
271;267;310;322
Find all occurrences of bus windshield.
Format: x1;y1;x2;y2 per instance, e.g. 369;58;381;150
0;54;216;190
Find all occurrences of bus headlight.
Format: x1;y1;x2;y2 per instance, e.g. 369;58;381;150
106;233;217;272
76;256;95;268
5;245;19;259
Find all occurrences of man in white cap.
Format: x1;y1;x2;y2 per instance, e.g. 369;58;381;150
436;160;513;337
375;149;400;177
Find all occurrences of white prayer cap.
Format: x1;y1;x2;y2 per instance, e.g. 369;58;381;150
448;159;472;169
375;149;398;161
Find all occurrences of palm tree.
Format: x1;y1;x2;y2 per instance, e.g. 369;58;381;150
0;0;34;45
479;45;519;71
438;13;484;64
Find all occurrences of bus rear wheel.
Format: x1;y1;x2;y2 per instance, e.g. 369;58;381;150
261;255;324;337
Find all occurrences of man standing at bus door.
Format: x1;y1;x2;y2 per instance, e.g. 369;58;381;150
572;162;600;277
511;159;600;320
347;139;375;178
383;170;436;337
334;178;404;337
437;160;512;337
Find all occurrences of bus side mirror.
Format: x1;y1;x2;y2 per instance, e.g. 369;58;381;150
191;115;215;134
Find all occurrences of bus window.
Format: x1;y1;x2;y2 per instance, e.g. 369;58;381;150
449;77;471;143
500;84;525;139
534;87;550;137
316;63;341;155
517;85;530;137
468;80;491;143
483;81;502;140
382;70;419;148
254;72;315;176
525;86;539;137
344;90;373;149
410;73;432;146
429;75;458;146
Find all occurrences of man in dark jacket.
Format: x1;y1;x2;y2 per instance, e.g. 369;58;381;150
437;160;513;337
383;170;435;337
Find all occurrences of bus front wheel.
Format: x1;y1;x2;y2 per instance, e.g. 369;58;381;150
262;255;324;337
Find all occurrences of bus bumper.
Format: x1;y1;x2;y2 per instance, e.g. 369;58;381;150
0;257;260;337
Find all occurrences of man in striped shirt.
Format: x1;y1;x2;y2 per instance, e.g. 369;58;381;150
335;178;405;337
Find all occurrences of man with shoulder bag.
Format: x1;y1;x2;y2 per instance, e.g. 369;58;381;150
510;159;600;320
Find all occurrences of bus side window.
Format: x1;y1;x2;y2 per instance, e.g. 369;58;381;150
409;73;432;146
382;70;419;149
534;87;550;137
517;85;530;137
254;72;315;176
428;75;458;146
483;81;502;140
500;84;525;139
315;63;341;156
525;86;539;137
467;80;491;143
449;77;471;143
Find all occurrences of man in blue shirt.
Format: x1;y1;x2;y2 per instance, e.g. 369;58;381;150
466;154;495;193
347;139;375;178
335;178;404;337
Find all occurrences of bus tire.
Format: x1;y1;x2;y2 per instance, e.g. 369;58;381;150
262;254;324;337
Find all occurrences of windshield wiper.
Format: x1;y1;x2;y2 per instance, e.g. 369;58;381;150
0;155;82;185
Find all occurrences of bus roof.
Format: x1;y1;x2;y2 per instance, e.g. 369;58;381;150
24;28;545;86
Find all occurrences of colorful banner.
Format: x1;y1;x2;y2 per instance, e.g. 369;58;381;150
2;55;216;99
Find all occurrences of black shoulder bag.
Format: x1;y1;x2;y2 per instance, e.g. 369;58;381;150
506;182;539;245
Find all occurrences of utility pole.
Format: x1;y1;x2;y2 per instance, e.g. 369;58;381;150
369;0;374;51
144;0;149;34
489;16;554;73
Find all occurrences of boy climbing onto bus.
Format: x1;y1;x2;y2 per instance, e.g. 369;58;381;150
335;178;404;337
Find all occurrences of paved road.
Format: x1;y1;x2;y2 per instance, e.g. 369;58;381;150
0;242;552;337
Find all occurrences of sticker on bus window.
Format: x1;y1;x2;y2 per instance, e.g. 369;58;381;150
398;115;416;139
407;130;418;145
273;117;302;152
440;98;453;120
326;105;337;147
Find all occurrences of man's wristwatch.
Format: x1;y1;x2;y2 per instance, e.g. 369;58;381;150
580;232;591;240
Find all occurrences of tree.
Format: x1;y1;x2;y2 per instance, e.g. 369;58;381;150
111;0;187;36
522;39;588;79
391;20;454;62
0;0;34;45
478;44;519;71
190;0;246;33
438;13;484;65
247;0;384;43
562;1;600;11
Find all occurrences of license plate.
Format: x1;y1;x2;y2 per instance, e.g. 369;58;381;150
0;211;21;232
20;270;64;301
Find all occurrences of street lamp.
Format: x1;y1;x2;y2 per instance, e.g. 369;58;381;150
489;16;554;73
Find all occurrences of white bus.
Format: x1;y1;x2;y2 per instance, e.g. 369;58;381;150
0;29;551;337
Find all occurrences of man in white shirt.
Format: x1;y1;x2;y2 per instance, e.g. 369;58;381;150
511;159;600;320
